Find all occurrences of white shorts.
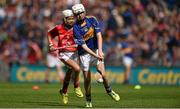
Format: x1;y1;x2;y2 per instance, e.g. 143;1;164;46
122;56;133;67
59;51;78;62
80;50;103;71
47;54;64;68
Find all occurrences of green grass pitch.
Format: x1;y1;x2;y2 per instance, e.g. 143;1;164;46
0;83;180;108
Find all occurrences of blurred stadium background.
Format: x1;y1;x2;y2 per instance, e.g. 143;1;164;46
0;0;180;108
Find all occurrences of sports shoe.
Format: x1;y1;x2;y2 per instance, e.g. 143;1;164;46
108;90;120;101
74;87;84;97
97;78;103;83
85;101;92;108
95;73;103;83
59;89;68;104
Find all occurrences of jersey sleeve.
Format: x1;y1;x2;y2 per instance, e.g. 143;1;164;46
73;25;85;46
91;16;101;34
48;26;59;38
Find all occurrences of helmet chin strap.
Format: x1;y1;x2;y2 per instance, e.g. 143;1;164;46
64;23;72;29
63;18;73;29
76;11;86;24
77;17;85;24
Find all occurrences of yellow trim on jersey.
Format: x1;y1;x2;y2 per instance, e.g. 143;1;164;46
81;21;86;27
83;27;94;41
86;16;96;19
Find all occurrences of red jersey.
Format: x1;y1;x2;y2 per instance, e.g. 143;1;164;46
48;23;77;52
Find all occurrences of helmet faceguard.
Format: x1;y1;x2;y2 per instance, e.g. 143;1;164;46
62;10;75;27
72;4;86;22
72;4;85;15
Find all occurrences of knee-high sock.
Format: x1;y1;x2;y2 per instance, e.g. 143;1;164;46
62;69;72;93
74;71;80;88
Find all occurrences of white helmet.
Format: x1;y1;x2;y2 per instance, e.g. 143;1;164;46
62;9;73;18
72;4;85;14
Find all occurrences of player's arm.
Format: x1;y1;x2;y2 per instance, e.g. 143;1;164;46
81;44;101;59
74;38;101;59
92;16;104;58
47;26;59;51
118;42;132;53
73;26;102;59
47;33;53;46
96;32;104;58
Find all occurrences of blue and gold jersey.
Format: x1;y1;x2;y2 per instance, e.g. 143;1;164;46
118;42;133;58
73;16;101;55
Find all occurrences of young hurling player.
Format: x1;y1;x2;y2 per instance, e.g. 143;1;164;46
117;36;134;84
47;9;83;104
72;4;120;107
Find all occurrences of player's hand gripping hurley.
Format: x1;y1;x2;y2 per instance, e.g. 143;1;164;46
49;44;78;51
55;44;78;50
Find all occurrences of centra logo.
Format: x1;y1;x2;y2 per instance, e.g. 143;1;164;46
138;69;180;85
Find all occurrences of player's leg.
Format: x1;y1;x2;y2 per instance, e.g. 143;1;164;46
72;70;83;97
79;54;92;107
61;68;72;93
59;68;72;104
83;70;92;107
63;59;81;88
59;52;83;104
96;61;109;87
56;59;65;83
123;56;133;84
96;61;120;101
45;67;51;83
56;65;65;83
94;72;103;83
124;65;131;84
45;54;55;83
60;54;83;97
